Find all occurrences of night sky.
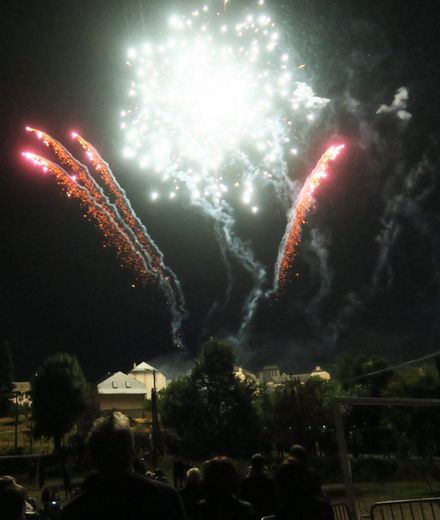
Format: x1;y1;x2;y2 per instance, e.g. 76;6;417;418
1;0;439;382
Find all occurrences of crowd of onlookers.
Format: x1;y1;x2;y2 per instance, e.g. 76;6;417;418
0;411;334;519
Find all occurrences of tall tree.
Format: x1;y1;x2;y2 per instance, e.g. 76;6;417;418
383;365;440;458
161;338;261;458
0;339;14;416
332;352;391;395
32;353;87;451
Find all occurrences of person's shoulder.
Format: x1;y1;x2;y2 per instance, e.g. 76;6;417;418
59;491;88;519
131;475;186;517
237;496;253;509
235;497;254;518
138;474;176;491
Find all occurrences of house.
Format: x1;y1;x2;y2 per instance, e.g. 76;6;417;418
255;365;331;387
11;382;32;407
129;362;167;397
310;366;331;381
256;365;291;386
233;366;257;382
97;371;147;418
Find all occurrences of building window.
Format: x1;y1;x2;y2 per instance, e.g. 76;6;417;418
125;381;131;388
112;381;118;388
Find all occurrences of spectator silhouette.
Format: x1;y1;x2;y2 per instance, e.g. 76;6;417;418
194;457;253;520
180;468;204;520
60;411;186;520
0;476;26;520
240;453;277;519
173;458;187;488
62;466;72;499
133;457;146;476
153;468;169;483
288;444;322;495
275;457;334;520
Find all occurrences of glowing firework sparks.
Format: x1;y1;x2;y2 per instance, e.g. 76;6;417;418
122;3;328;207
72;132;164;273
275;144;345;289
22;129;187;347
21;151;150;280
121;1;329;331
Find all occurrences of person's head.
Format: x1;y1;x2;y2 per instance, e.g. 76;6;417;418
0;476;26;520
186;467;201;487
88;412;135;475
203;457;240;497
289;444;307;463
250;453;265;472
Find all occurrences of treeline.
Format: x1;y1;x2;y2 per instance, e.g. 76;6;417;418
159;340;440;460
1;339;440;462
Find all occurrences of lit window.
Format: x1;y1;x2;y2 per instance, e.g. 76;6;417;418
112;381;118;388
125;381;131;388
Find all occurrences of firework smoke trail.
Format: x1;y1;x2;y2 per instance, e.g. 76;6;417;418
187;193;266;333
274;144;345;290
23;131;187;347
72;132;187;343
305;228;333;322
121;1;329;331
21;152;150;281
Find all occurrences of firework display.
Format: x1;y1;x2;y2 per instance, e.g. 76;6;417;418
22;2;347;343
23;128;186;347
122;1;328;208
275;144;345;289
120;0;334;330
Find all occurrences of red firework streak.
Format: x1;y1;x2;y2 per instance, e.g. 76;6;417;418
276;144;345;288
71;132;165;276
21;151;150;281
22;128;187;347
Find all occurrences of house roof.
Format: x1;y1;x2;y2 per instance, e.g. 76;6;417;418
130;362;156;373
97;372;146;395
13;382;31;394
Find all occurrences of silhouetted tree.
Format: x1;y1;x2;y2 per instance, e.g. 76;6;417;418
332;352;392;432
32;353;87;451
332;352;391;396
0;340;14;416
161;338;261;457
383;365;440;458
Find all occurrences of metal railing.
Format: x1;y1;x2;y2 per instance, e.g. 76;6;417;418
261;502;352;520
333;502;353;520
370;498;440;520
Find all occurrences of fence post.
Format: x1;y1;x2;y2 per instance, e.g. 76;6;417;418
332;399;359;520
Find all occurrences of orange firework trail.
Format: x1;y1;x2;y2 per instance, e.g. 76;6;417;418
71;131;186;337
275;144;345;289
72;133;163;274
21;151;149;280
26;127;109;206
22;129;187;347
25;127;157;281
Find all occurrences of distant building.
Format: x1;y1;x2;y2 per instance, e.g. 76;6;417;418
129;362;167;397
97;371;146;418
256;365;291;386
11;382;32;407
254;364;331;387
310;366;331;381
233;366;257;382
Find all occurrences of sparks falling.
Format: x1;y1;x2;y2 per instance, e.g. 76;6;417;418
121;1;329;332
275;144;345;289
122;2;328;208
23;128;187;347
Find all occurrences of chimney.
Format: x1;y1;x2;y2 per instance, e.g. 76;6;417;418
133;362;137;369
